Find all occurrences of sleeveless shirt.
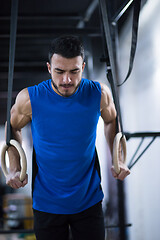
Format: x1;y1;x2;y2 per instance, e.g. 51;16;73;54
28;78;104;214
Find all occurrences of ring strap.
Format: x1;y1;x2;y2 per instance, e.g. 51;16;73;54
118;0;142;86
6;0;19;145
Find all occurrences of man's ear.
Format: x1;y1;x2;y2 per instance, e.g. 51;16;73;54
82;62;86;72
46;62;51;74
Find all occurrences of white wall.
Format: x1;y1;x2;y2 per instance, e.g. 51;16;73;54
119;0;160;239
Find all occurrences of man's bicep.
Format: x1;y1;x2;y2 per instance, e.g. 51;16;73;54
10;89;31;129
100;83;116;123
10;105;29;130
101;104;116;124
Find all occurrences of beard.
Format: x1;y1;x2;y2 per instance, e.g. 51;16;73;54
51;79;81;97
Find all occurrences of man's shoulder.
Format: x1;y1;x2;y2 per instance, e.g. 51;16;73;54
13;88;31;118
82;78;101;90
17;88;30;102
100;83;111;97
28;79;51;95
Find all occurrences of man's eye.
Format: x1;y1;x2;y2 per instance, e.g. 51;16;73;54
71;70;79;74
56;71;63;74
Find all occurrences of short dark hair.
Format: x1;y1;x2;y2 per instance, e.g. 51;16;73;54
48;35;85;63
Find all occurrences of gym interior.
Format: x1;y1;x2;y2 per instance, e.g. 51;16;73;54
0;0;160;239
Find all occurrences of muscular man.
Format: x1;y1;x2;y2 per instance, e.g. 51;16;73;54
6;35;130;240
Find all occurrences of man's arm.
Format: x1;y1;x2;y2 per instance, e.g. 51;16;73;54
100;83;130;180
5;88;32;189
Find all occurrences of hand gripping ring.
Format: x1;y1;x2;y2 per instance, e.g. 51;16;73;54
112;132;127;174
1;140;27;182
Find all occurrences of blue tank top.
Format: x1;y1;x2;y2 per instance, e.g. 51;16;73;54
28;78;104;214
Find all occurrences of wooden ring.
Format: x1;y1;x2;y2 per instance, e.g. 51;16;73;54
1;140;27;181
112;132;127;174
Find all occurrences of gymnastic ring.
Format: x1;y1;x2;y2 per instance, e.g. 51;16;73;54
112;132;127;174
1;139;27;182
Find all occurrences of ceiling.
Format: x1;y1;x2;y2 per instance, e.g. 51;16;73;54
0;0;143;124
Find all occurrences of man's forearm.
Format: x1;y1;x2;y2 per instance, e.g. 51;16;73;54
5;122;22;172
104;119;116;156
5;121;22;144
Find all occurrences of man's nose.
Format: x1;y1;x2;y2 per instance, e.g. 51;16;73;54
63;74;71;84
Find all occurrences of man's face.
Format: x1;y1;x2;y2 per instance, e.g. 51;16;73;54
47;54;85;97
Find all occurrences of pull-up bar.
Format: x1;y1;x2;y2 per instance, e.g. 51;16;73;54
125;131;160;140
112;0;133;24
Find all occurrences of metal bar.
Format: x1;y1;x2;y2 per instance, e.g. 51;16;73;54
99;2;127;240
105;223;132;229
128;138;144;167
99;0;124;134
117;180;127;240
0;28;101;38
77;0;98;28
0;61;45;67
125;132;160;140
0;15;82;21
0;27;101;34
112;0;133;25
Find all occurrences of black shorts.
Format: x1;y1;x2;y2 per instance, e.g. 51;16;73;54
33;201;105;240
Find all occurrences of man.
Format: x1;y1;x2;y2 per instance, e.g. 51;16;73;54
6;35;130;240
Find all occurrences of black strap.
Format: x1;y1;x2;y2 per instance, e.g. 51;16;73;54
6;0;19;145
99;0;123;134
118;0;141;86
